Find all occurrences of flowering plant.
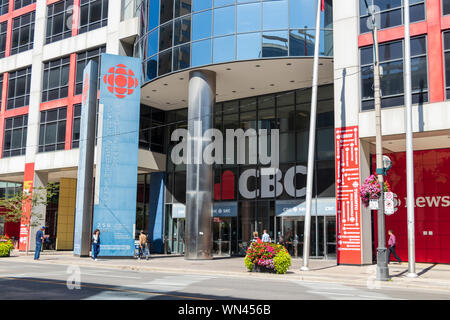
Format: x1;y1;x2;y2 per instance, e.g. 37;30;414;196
360;174;391;207
244;242;291;274
0;235;14;257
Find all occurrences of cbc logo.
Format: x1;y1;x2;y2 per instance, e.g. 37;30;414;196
103;64;139;99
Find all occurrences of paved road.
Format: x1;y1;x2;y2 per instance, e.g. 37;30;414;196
1;260;449;300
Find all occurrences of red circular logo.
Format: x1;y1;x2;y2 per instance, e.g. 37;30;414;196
103;64;139;99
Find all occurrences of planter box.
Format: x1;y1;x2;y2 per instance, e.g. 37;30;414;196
252;264;276;274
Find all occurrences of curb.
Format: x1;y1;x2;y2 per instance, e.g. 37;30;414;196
6;256;450;292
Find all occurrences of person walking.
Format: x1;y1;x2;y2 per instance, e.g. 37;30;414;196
92;229;101;261
261;229;270;243
34;226;45;260
138;230;150;260
387;230;402;264
251;231;262;244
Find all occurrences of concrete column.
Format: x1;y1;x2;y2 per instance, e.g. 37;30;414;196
29;171;48;251
185;70;216;260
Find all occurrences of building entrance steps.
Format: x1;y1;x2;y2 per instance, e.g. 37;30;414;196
7;250;450;292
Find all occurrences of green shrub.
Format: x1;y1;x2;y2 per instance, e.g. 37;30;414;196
0;236;14;257
273;250;292;274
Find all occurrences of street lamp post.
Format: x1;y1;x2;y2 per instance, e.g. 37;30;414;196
364;0;389;281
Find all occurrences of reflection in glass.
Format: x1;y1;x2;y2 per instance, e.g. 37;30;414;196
214;0;235;7
148;0;160;30
213;35;235;63
193;0;212;12
262;1;288;31
289;0;315;29
158;49;172;76
146;56;158;80
192;10;212;41
173;44;190;71
237;32;261;60
160;0;174;24
214;6;235;36
237;3;261;33
175;0;192;18
289;29;314;56
262;31;288;57
191;39;212;66
159;22;173;51
148;29;159;56
174;16;191;45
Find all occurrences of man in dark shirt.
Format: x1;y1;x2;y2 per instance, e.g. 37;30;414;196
34;226;45;260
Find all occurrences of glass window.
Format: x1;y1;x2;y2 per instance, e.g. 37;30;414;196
175;0;192;17
158;49;172;76
191;39;212;66
0;22;7;58
0;0;9;15
262;31;288;57
46;0;74;44
148;29;159;57
7;67;32;110
148;0;160;30
192;10;212;40
72;102;99;148
173;44;190;71
213;35;235;63
237;3;261;33
75;46;105;95
11;12;35;55
289;0;316;29
359;0;425;34
360;35;428;110
237;32;261;60
39;107;67;152
146;55;158;80
3;114;28;158
213;6;235;36
289;29;314;56
42;56;70;102
444;0;450;15
443;30;450;98
174;16;191;45
159;22;173;51
14;0;35;10
193;0;212;12
214;0;234;7
262;0;288;31
160;0;174;23
79;0;108;34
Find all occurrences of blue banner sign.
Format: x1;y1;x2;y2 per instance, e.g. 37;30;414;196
93;54;142;257
275;198;336;217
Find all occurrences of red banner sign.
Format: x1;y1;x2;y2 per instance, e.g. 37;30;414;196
335;126;362;264
19;163;35;251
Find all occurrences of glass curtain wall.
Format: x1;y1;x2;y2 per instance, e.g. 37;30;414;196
164;85;335;256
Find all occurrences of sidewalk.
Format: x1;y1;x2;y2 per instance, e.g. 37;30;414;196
6;250;450;292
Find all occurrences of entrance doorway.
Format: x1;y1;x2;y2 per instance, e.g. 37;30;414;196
213;217;231;256
171;218;185;254
276;215;336;258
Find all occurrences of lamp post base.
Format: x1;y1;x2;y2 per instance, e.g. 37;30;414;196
376;247;389;281
300;266;309;271
406;272;418;278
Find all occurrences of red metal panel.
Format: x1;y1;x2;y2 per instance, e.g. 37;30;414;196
19;163;35;251
372;148;450;264
72;0;81;36
358;22;427;47
335;126;362;265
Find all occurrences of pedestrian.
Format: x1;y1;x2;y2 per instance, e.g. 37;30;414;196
251;231;262;244
34;226;45;260
387;230;402;264
261;229;270;243
139;230;150;260
92;229;101;261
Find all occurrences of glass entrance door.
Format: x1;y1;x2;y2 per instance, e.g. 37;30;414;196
213;217;231;256
172;218;185;254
